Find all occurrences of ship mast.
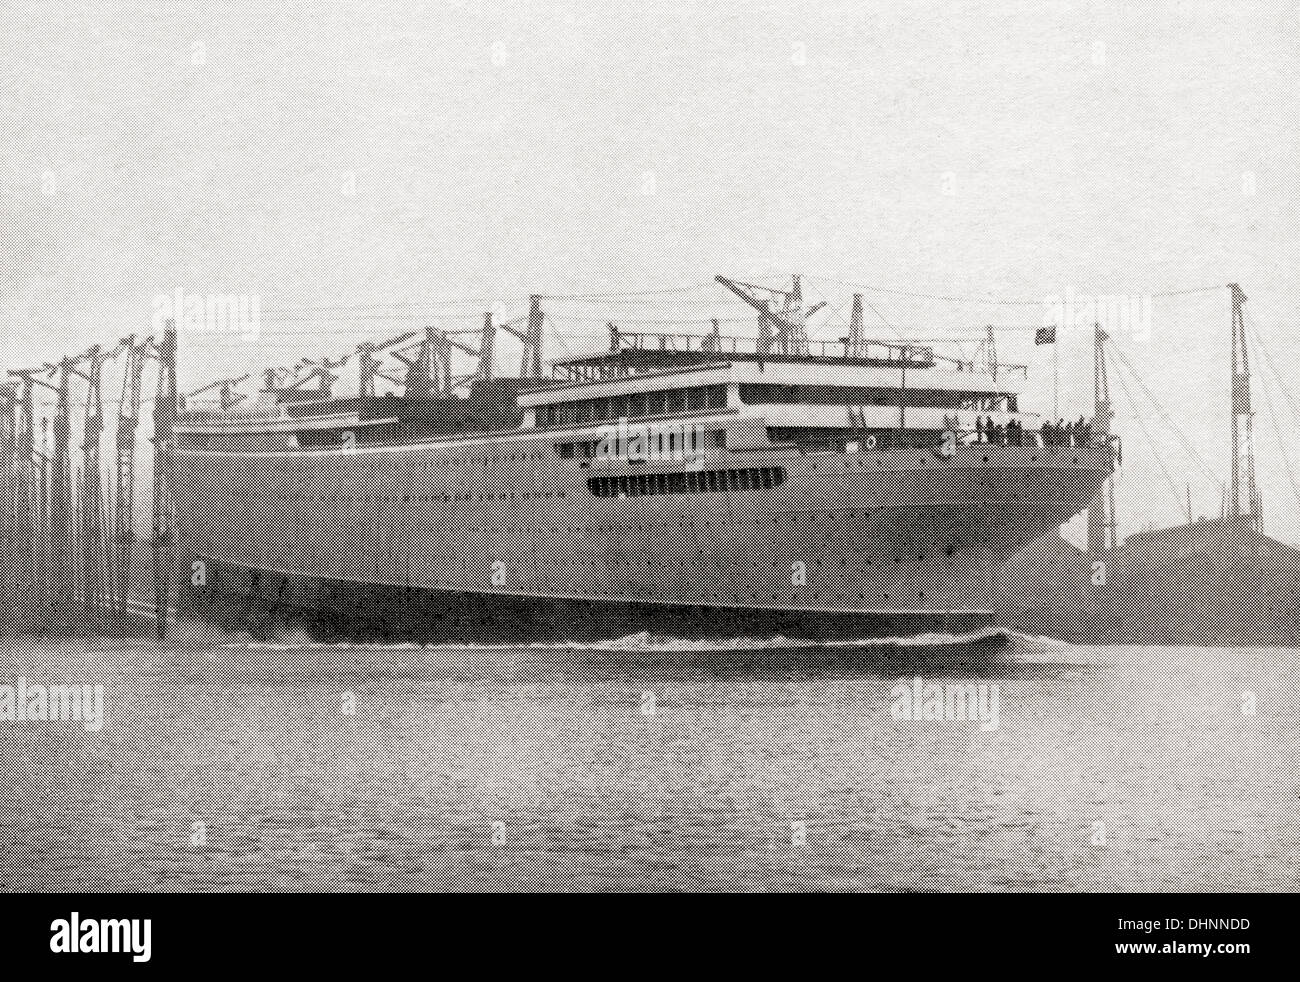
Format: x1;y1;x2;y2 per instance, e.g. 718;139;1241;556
151;321;178;640
1087;322;1117;552
848;294;864;356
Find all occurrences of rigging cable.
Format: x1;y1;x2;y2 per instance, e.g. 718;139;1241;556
1245;311;1300;425
1105;345;1188;519
1105;341;1223;491
804;275;1227;307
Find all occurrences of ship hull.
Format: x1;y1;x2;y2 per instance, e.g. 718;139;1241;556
184;555;997;642
174;431;1113;643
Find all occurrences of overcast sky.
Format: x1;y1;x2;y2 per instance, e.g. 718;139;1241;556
2;1;1297;539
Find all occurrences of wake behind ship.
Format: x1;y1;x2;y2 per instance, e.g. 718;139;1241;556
173;277;1116;642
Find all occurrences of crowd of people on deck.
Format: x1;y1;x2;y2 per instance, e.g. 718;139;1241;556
943;415;1095;447
1038;417;1093;447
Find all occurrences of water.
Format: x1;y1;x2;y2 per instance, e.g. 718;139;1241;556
1;627;1297;892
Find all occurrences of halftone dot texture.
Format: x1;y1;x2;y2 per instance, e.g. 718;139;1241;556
2;366;1296;890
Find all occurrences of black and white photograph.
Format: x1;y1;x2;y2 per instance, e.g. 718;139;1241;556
0;0;1294;965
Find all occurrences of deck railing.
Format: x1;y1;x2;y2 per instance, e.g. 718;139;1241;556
604;330;1029;377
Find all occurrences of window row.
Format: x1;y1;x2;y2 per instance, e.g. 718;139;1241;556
738;384;1016;412
537;384;729;428
588;467;786;497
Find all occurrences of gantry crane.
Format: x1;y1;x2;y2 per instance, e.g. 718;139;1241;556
31;358;75;606
6;369;42;602
0;383;15;615
1228;283;1261;530
72;341;130;616
112;336;150;612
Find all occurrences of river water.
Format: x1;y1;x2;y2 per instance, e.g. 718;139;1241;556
0;627;1296;891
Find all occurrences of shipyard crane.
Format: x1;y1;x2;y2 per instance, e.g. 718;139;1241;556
1228;283;1261;530
0;384;14;529
69;342;126;616
355;331;418;397
714;275;814;356
6;369;42;599
112;336;150;612
1243;310;1300;519
0;384;15;613
0;384;12;516
390;328;440;398
492;305;543;379
286;354;349;399
184;374;251;411
34;425;52;614
27;358;74;604
260;365;303;396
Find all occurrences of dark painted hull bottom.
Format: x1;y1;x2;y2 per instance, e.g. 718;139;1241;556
186;559;998;645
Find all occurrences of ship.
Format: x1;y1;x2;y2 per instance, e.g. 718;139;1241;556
171;276;1117;642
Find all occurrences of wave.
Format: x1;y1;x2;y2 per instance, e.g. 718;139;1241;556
224;625;1013;654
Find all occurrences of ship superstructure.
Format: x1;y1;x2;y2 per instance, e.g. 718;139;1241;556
173;277;1117;641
